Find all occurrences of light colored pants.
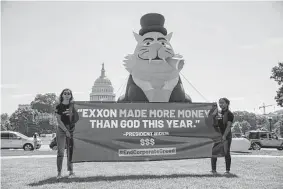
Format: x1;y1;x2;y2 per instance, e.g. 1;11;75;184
56;128;73;172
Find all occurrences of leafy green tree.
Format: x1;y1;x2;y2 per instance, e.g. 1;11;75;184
233;111;257;130
240;120;252;134
232;121;242;133
1;113;11;131
270;62;283;106
30;93;58;113
9;107;39;136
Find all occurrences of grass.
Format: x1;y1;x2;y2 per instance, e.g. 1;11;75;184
1;155;283;189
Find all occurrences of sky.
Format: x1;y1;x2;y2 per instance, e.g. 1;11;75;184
1;1;283;115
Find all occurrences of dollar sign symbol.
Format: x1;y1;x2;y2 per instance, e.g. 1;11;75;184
150;139;155;145
140;139;144;146
145;139;150;146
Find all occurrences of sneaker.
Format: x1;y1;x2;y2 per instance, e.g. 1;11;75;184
68;171;75;178
224;171;230;174
56;172;62;180
210;170;217;174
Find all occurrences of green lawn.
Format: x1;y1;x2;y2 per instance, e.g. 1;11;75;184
1;155;283;189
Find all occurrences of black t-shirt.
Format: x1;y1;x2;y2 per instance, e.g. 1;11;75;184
55;103;71;126
217;109;234;137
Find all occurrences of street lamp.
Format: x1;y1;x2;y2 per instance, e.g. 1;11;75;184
268;117;273;132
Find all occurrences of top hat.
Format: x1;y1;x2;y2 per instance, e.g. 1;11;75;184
139;13;167;36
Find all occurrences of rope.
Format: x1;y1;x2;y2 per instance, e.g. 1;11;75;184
116;61;209;102
162;58;209;102
120;76;129;97
179;72;210;102
115;80;125;96
116;76;128;98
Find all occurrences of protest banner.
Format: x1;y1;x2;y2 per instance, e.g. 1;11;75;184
71;102;225;162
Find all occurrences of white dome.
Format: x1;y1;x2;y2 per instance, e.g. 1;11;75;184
90;63;116;101
94;76;112;86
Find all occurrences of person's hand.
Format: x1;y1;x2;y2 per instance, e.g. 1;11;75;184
65;130;71;138
63;109;70;116
222;136;226;141
211;108;218;116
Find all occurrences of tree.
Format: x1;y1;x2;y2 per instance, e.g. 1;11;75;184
29;93;59;134
9;107;39;136
256;115;270;130
233;111;257;130
1;113;11;131
240;120;252;134
34;113;57;134
37;120;56;134
30;93;58;113
231;120;251;134
273;120;282;136
232;121;242;133
270;62;283;106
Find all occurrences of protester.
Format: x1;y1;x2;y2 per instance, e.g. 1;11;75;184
55;88;79;179
211;97;234;174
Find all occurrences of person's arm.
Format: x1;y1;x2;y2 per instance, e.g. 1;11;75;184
55;114;68;132
223;112;234;138
72;105;79;124
55;105;69;133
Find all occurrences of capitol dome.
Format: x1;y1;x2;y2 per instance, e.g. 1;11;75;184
90;63;116;101
94;76;112;85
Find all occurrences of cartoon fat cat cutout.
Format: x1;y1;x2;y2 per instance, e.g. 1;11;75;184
118;13;192;103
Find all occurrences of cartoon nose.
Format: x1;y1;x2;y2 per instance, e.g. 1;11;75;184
151;42;162;50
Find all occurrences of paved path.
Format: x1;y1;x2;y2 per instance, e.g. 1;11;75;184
5;145;281;152
1;155;56;159
1;145;282;160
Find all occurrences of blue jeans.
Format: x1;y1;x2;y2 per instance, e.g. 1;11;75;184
56;128;73;172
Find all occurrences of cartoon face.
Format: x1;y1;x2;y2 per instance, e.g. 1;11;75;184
133;32;175;63
123;31;184;83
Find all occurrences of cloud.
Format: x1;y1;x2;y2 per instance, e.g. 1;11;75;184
72;92;85;95
11;94;34;99
209;97;245;102
239;44;258;50
10;91;86;98
191;20;226;35
1;84;19;89
229;97;245;101
265;37;283;46
239;37;283;50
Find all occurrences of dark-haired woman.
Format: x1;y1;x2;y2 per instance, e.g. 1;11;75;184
211;98;234;174
55;88;79;179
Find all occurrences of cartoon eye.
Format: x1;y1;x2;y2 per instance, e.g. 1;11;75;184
160;41;168;46
144;41;152;46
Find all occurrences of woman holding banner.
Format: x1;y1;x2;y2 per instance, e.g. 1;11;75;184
211;98;234;174
55;88;79;179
